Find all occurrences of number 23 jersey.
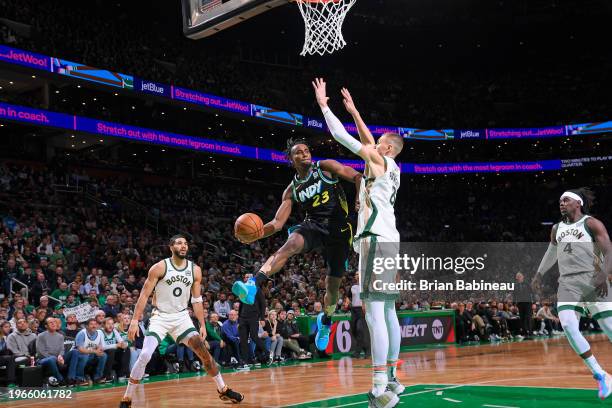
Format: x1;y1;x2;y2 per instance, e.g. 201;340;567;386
290;161;349;231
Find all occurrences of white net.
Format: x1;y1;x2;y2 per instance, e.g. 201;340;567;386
296;0;357;56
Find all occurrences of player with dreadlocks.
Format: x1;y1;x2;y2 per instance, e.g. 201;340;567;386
232;137;362;352
533;188;612;400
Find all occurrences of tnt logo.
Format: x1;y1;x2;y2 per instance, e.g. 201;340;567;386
432;319;444;340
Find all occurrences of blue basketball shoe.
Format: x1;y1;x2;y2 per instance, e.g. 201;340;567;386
315;312;331;351
595;372;612;400
232;277;257;305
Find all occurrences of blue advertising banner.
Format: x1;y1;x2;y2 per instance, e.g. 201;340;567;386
252;104;303;126
0;102;607;175
486;127;566;139
0;46;50;71
77;116;257;157
2;46;611;142
51;57;133;89
403;160;562;174
399;128;454;140
566;122;612;135
0;102;74;130
172;86;251;115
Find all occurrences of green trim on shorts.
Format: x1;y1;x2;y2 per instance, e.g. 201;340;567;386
362;199;379;236
176;327;198;345
361;235;378;298
558;304;586;315
146;331;163;344
592;310;612;320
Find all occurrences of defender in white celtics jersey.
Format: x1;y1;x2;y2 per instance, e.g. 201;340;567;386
533;189;612;400
314;78;404;408
119;235;243;407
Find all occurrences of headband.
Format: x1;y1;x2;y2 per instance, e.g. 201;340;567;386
561;191;583;206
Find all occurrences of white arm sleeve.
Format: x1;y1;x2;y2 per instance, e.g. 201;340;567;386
321;107;363;154
536;243;558;276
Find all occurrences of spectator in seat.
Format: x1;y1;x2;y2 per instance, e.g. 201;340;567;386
166;337;198;373
101;317;130;380
214;293;231;321
63;314;81;340
280;310;311;360
38;296;53;317
30;272;51;306
204;310;224;365
6;318;37;365
50;282;70;304
455;302;474;343
264;310;284;362
36;317;66;386
94;310;106;326
0;321;17;385
536;303;562;335
221;309;241;367
1;258;23;297
81;276;99;297
65;318;107;386
103;295;120;318
9;309;26;332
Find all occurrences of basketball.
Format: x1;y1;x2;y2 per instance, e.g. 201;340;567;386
234;213;264;243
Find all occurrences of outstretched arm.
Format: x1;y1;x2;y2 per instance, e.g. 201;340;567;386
262;185;294;239
191;264;206;338
341;87;375;146
587;217;612;277
532;225;558;293
128;261;164;341
587;217;612;297
313;78;383;166
536;225;559;277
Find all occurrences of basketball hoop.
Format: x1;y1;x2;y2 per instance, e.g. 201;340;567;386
295;0;357;56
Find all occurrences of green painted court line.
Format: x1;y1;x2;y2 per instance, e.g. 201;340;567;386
282;384;605;408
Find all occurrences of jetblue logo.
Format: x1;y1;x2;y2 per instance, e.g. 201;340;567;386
135;78;169;97
307;118;324;129
459;130;482;139
298;180;322;202
141;82;165;94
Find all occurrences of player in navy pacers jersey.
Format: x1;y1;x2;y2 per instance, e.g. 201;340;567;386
233;137;362;351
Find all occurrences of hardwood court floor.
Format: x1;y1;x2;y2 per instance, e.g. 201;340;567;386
4;333;612;408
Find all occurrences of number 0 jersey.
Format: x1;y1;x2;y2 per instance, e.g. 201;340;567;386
290;161;349;230
153;258;194;313
555;215;603;276
355;156;401;242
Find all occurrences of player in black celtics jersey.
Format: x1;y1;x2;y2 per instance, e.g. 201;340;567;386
233;137;362;351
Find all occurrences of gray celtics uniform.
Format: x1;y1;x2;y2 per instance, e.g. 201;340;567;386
147;258;198;344
355;156;401;301
556;215;612;318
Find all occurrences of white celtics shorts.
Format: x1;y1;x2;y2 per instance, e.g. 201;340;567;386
146;309;198;345
557;271;612;319
355;234;400;301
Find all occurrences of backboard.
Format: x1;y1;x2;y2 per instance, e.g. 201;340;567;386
182;0;288;39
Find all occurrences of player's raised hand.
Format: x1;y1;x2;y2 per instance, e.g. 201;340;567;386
128;319;140;342
341;88;358;116
530;274;542;294
312;78;329;108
